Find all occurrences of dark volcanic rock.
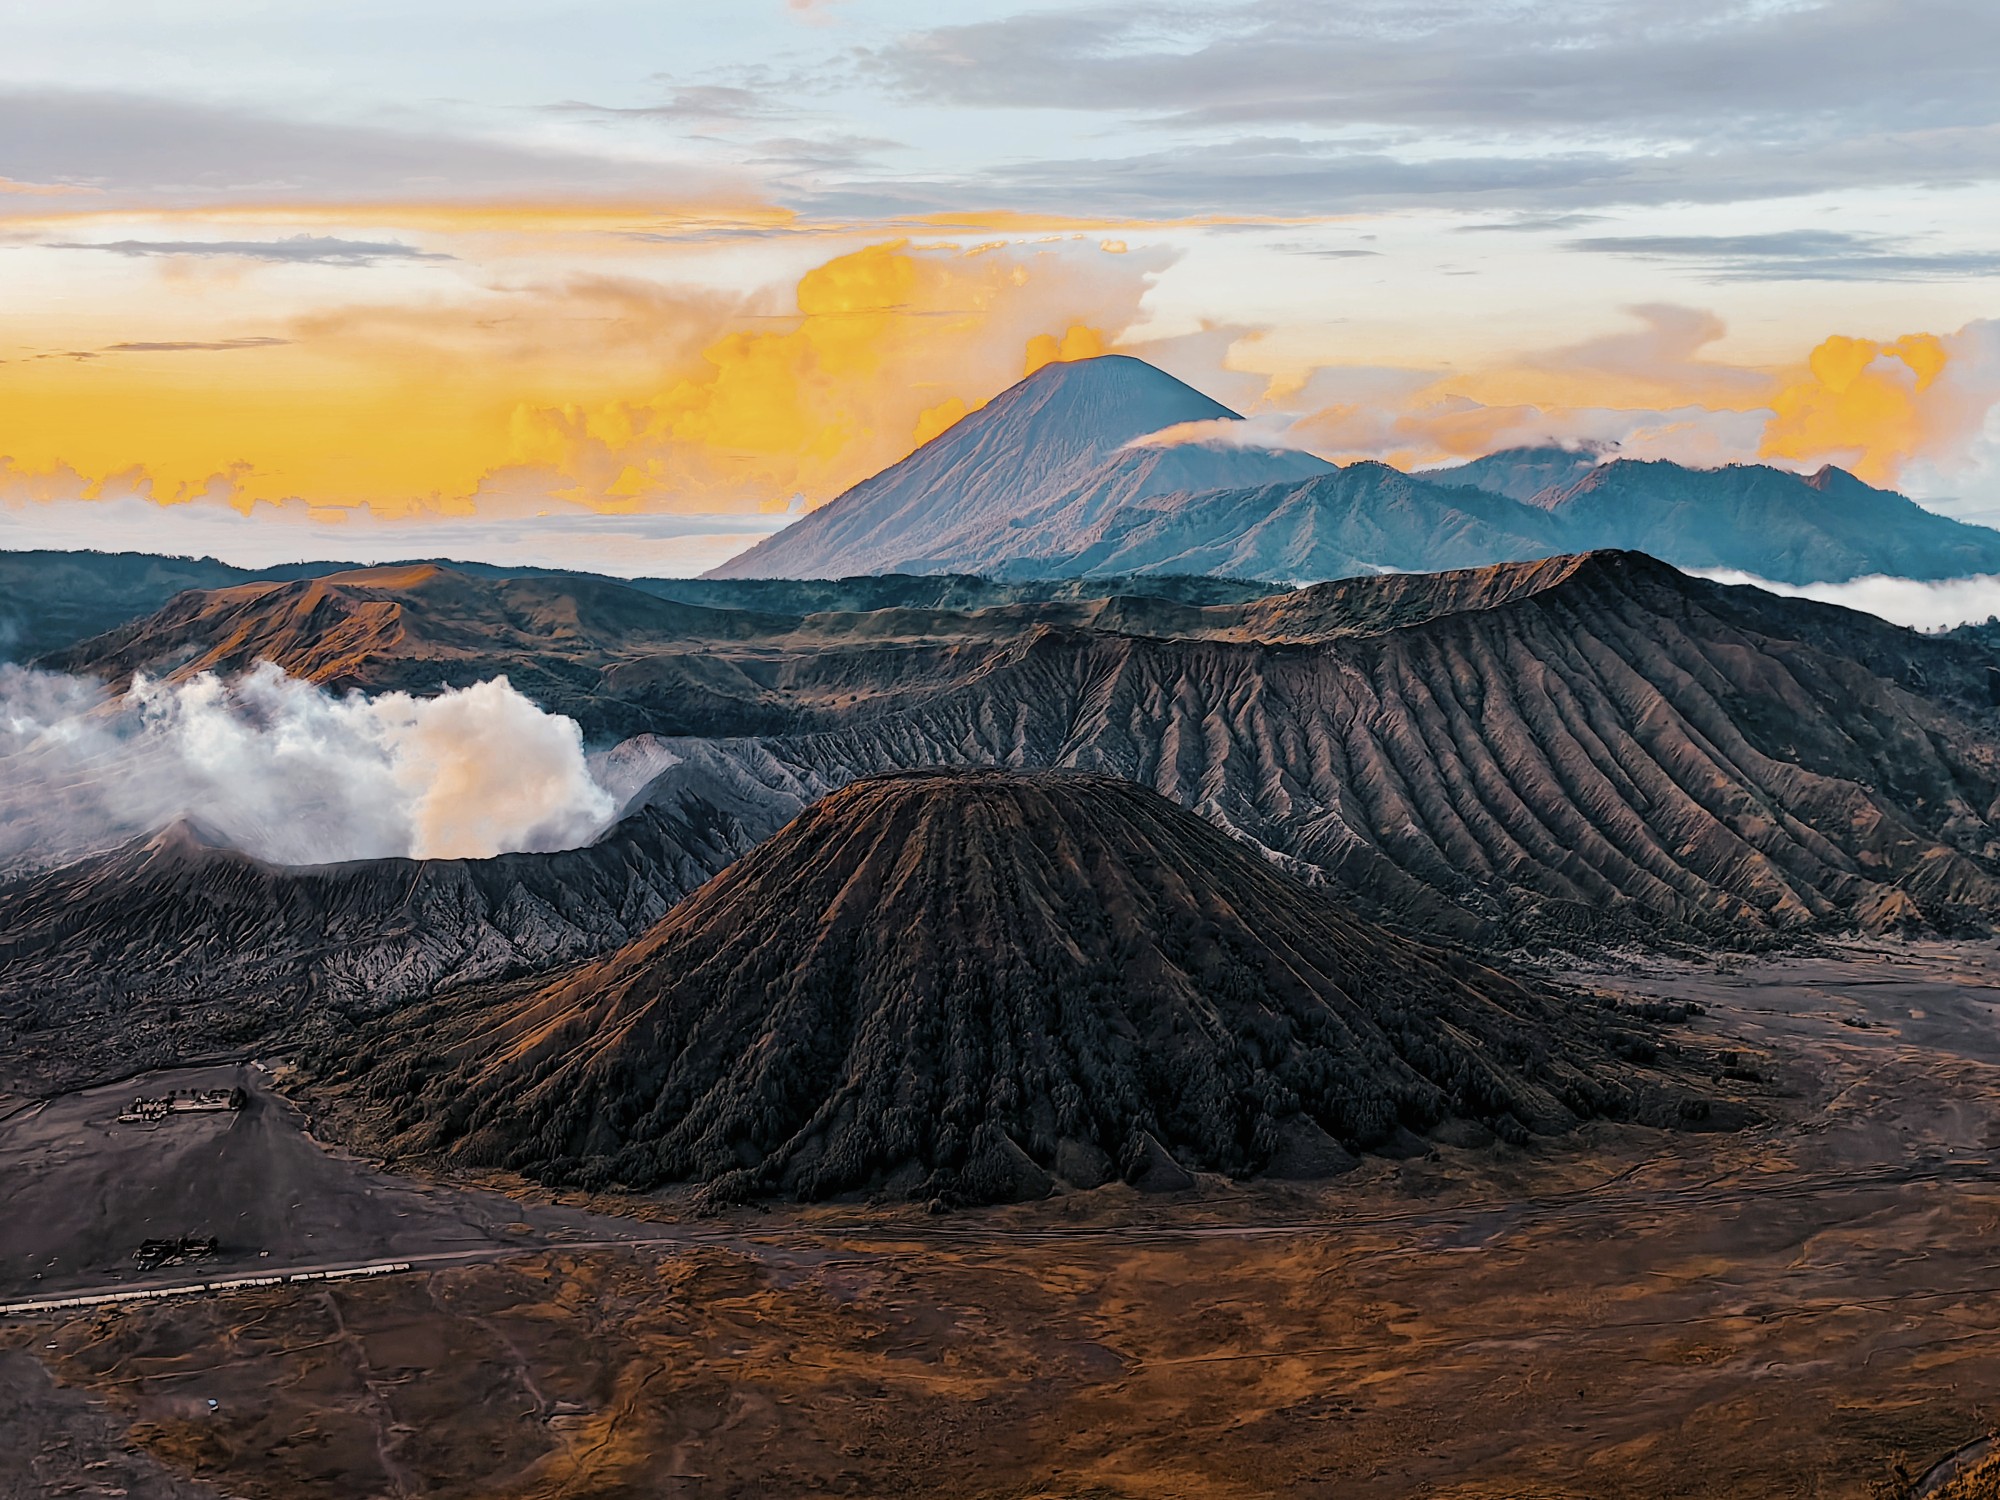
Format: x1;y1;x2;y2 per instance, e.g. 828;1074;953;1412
347;770;1698;1206
0;770;787;1095
2;546;1279;667
40;560;1282;743
0;551;279;664
49;550;2000;949
36;562;803;740
752;552;2000;944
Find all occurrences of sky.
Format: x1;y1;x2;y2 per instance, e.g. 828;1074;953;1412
2;0;1998;574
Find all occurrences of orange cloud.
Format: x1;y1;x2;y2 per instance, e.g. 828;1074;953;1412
0;177;94;199
1024;324;1109;378
1452;304;1775;416
0;199;804;244
1235;307;1786;472
17;216;1994;547
495;245;1159;514
0;198;1339;247
1241;311;1999;490
0;235;1165;520
912;396;976;448
1281;396;1766;473
1759;333;1951;484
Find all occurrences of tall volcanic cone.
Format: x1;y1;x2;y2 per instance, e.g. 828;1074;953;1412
351;770;1701;1205
705;354;1329;579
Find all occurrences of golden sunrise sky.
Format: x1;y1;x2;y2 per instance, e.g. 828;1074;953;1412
3;0;1998;572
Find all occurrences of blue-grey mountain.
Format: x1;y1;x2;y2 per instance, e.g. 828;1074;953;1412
710;356;2000;586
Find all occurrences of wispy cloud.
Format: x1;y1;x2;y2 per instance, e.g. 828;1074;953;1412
0;87;716;208
1276;244;1380;259
22;335;294;362
544;86;781;125
103;337;293;353
1568;230;2000;283
1458;212;1609;234
866;1;2000;213
46;234;452;266
876;1;2000;136
749;134;905;170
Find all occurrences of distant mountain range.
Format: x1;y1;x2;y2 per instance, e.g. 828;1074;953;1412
0;547;1270;667
709;355;2000;586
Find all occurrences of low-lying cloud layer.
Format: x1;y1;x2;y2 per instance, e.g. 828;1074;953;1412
0;662;616;873
1696;569;2000;634
0;237;1170;523
0;492;792;579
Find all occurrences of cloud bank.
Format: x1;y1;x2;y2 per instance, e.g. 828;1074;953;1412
0;237;1173;533
0;662;616;873
870;0;2000;214
1695;569;2000;633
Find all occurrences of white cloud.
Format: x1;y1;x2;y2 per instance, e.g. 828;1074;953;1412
1125;412;1309;452
0;662;618;871
1897;320;2000;525
1694;568;2000;632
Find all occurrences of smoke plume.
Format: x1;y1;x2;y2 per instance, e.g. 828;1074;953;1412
0;662;616;874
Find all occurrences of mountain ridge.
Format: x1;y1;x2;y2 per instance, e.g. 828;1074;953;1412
13;551;2000;1098
703;355;2000;586
40;550;2000;948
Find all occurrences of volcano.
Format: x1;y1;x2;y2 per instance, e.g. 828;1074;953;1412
347;770;1705;1206
705;354;1331;579
703;354;2000;586
44;550;2000;952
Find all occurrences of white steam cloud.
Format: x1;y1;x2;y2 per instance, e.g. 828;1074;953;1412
1124;402;1770;473
0;661;617;874
1694;569;2000;633
1125;414;1311;453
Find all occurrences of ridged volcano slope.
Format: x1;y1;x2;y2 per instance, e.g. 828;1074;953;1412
707;355;1327;579
752;552;2000;944
38;564;802;738
348;771;1708;1206
0;763;796;1095
43;551;2000;949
